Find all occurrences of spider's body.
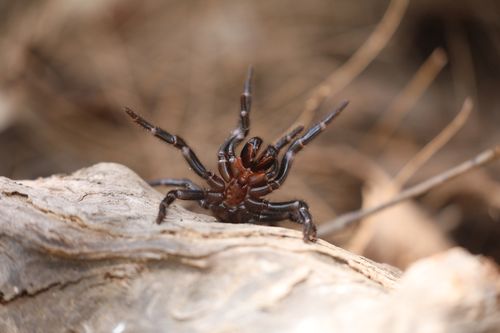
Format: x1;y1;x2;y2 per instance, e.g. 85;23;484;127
125;67;347;242
224;162;253;206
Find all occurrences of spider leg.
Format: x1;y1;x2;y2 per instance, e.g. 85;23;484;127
252;124;304;176
217;66;254;181
249;101;348;196
244;197;317;242
156;189;223;224
245;125;305;187
274;124;305;151
148;178;202;190
246;211;289;226
125;108;225;191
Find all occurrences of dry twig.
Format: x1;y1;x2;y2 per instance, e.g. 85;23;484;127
394;97;473;187
361;48;448;153
318;145;500;237
276;0;409;140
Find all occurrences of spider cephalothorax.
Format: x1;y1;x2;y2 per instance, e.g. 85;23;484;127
125;67;347;242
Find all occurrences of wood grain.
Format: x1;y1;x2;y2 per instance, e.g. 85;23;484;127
0;163;497;333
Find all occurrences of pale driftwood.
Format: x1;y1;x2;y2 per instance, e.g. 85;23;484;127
0;163;498;333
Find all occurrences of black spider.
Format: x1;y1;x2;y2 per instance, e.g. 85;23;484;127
125;67;348;242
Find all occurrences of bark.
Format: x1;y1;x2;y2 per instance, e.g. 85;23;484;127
0;163;498;333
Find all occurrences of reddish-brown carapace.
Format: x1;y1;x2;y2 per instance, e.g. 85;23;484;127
125;67;348;242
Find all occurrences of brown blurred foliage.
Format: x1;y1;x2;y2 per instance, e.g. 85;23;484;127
0;0;499;268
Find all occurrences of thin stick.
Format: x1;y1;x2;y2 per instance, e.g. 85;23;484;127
394;97;473;187
361;48;448;153
318;145;500;237
276;0;409;141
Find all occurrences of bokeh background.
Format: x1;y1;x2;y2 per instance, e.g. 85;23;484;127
0;0;499;268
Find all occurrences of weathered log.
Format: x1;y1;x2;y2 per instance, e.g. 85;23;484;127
0;163;498;332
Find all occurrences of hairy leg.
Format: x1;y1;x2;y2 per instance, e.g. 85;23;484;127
125;108;225;191
250;101;348;196
156;189;223;224
148;178;202;190
246;211;289;227
244;197;317;242
251;125;304;178
217;66;254;180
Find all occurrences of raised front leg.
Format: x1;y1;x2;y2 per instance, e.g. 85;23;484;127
251;125;304;176
217;66;254;181
125;108;225;191
249;101;348;197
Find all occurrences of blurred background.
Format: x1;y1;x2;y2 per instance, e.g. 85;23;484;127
0;0;499;269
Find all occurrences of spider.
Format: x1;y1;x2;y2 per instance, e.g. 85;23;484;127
125;67;348;242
